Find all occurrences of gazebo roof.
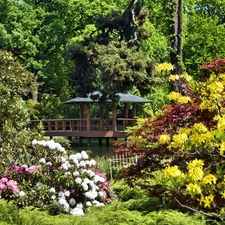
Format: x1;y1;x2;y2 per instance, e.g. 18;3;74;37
63;93;153;104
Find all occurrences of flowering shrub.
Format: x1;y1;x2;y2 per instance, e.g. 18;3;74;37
0;177;19;198
0;140;113;216
115;60;225;219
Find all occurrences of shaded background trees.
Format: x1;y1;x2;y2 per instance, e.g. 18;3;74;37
0;0;224;118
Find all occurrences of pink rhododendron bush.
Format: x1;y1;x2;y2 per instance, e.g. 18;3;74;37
0;139;113;216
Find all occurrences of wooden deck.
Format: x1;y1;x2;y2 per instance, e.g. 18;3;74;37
29;118;136;138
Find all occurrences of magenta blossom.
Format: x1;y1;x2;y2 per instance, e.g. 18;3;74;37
6;180;19;194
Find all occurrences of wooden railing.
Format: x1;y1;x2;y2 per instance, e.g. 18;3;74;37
29;118;136;133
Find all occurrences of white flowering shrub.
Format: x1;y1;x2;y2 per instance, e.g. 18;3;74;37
0;140;113;216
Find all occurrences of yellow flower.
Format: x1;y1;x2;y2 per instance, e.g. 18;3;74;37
217;117;225;131
169;133;188;149
203;132;213;142
199;101;208;110
180;73;192;82
188;159;204;170
209;74;217;82
221;190;225;199
169;75;179;81
159;134;171;145
164;165;183;178
187;159;204;181
168;91;191;104
177;96;192;104
220;207;225;215
202;174;217;185
200;194;214;208
186;183;201;195
219;73;225;80
189;167;204;181
220;142;225;155
168;92;180;100
179;127;191;135
156;62;174;72
193;123;208;133
208;81;224;93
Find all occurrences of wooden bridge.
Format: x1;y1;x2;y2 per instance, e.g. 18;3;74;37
29;117;136;139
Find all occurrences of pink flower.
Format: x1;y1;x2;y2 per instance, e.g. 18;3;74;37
0;182;7;190
20;165;29;172
105;198;111;203
7;180;19;194
28;165;41;173
0;177;8;183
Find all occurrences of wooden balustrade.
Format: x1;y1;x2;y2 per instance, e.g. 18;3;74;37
29;118;136;138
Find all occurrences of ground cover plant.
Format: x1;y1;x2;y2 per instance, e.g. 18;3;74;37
0;191;210;225
115;59;225;222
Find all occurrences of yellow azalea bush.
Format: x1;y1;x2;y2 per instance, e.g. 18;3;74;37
164;159;219;208
116;61;225;220
158;72;225;217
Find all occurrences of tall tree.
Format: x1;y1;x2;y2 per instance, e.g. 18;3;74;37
169;0;185;94
169;0;183;75
0;0;116;102
69;0;163;102
183;0;225;78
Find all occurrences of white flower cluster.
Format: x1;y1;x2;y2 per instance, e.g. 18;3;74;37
31;139;109;216
55;151;106;215
32;139;66;154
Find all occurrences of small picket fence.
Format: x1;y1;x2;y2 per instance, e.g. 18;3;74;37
108;152;140;179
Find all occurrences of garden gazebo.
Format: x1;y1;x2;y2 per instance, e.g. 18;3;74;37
63;92;153;146
29;93;152;146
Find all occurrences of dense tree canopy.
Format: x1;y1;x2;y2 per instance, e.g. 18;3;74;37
69;0;166;102
0;0;224;116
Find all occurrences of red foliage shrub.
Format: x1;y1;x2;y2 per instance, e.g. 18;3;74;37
200;58;225;73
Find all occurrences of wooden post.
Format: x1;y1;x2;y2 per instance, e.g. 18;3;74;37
79;104;84;130
99;138;102;146
106;104;110;131
99;105;103;131
86;103;91;131
132;103;137;126
112;103;117;131
123;102;129;130
124;103;128;118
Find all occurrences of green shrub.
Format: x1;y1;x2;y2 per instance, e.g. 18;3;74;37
0;140;113;216
0;199;210;225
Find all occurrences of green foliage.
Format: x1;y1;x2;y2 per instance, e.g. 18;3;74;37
94;156;111;180
0;50;42;171
69;1;162;102
183;1;225;78
27;95;66;119
143;83;171;115
0;199;209;225
115;66;225;221
0;140;113;216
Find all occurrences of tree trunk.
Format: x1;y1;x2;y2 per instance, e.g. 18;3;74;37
32;72;38;101
169;0;185;94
